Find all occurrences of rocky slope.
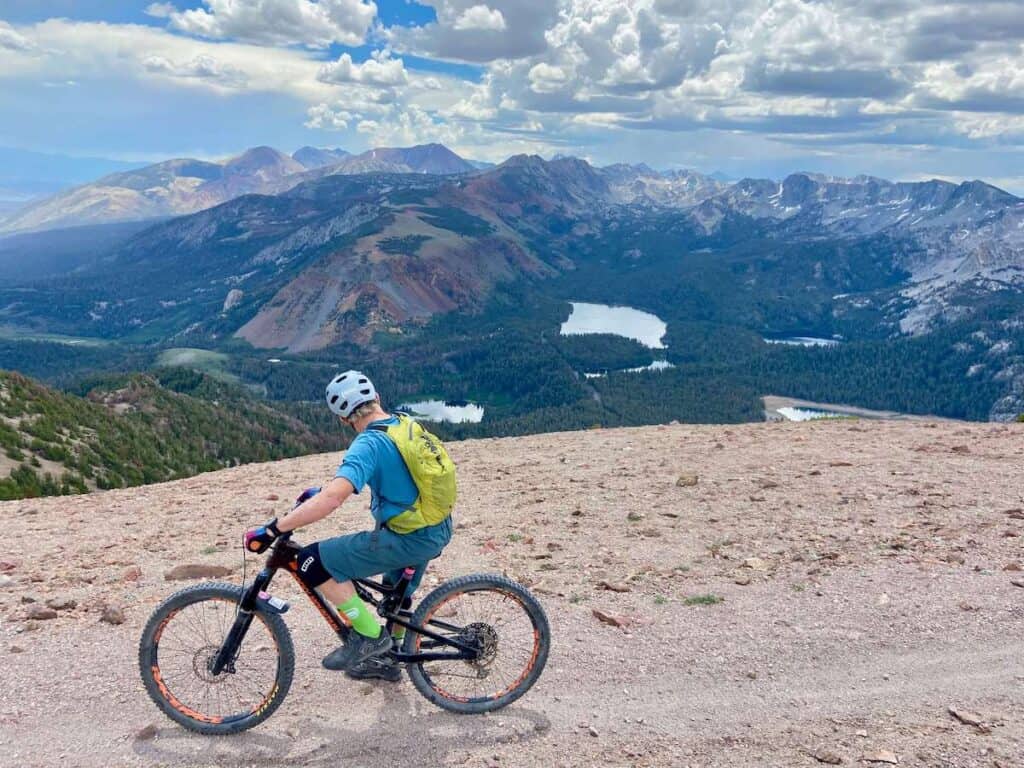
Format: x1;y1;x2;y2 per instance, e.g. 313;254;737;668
690;173;1024;334
0;419;1022;766
0;147;304;234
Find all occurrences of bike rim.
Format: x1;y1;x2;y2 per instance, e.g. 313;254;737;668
415;587;543;704
150;597;280;725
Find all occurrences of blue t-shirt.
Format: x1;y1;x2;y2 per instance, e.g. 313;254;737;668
336;415;419;526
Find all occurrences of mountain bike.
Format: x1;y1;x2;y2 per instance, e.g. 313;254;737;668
138;532;550;735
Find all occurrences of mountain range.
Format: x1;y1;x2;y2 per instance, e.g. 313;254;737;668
1;144;1022;423
0;143;477;234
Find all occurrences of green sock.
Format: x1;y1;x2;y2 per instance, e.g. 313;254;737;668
391;626;406;642
338;594;381;638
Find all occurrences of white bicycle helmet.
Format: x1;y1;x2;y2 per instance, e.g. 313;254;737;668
325;370;378;417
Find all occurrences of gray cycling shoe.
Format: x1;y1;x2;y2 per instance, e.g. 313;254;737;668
322;631;392;671
345;655;402;682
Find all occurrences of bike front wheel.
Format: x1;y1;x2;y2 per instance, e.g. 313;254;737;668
403;573;550;714
138;582;294;735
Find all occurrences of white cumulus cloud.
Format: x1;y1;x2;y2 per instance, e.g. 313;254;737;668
453;5;507;31
163;0;377;48
317;49;408;86
305;103;354;129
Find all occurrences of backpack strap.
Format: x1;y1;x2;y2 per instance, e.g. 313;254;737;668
366;415;415;524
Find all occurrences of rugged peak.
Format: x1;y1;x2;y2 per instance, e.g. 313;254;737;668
498;153;547;169
225;146;302;174
323;143;475;175
951;179;1020;205
780;173;820;205
291;146;350;169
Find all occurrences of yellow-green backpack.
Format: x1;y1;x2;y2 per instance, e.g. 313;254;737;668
371;414;457;534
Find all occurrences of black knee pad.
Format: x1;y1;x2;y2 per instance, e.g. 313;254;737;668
295;543;332;590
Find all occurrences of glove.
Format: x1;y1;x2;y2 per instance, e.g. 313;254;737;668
294;486;321;508
244;518;282;554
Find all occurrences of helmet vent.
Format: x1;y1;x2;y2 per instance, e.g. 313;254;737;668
340;400;348;411
330;395;339;404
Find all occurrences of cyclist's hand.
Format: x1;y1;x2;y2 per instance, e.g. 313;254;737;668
244;518;281;554
294;486;321;508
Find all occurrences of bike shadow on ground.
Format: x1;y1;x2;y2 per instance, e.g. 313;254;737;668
132;681;553;767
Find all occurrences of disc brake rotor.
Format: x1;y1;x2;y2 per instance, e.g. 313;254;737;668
462;622;499;674
194;644;229;683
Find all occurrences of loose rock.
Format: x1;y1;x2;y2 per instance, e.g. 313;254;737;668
26;605;58;621
135;723;158;741
164;564;232;581
100;605;126;625
676;473;698;487
809;748;842;764
45;597;77;611
863;750;898;764
948;706;986;728
122;566;143;582
592;609;633;628
598;580;631;593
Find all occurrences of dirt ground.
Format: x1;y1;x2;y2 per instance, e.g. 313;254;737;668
1;420;1022;767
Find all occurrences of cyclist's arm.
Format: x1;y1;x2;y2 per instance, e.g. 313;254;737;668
277;477;354;532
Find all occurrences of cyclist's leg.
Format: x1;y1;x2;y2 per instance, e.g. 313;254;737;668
320;520;452;590
317;526;450;670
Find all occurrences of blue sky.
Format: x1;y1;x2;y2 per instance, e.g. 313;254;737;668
1;1;1023;193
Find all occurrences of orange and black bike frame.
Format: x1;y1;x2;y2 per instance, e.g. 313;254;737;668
210;533;478;676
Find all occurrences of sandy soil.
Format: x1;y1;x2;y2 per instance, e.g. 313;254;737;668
1;420;1022;768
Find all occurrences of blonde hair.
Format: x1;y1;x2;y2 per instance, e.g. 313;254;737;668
349;399;380;421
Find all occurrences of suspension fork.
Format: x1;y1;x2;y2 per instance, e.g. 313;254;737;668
209;566;274;675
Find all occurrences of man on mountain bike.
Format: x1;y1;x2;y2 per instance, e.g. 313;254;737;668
244;371;455;682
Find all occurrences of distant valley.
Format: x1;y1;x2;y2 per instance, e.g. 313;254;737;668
0;142;1022;499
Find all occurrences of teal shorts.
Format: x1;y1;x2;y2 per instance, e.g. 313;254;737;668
317;516;453;592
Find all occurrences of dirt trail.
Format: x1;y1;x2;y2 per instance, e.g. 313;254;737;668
2;420;1023;767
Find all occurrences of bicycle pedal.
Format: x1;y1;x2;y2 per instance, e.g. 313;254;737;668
257;591;290;614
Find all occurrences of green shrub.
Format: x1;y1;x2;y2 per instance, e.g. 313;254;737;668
683;594;724;606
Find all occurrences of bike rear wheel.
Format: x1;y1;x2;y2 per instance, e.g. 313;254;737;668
403;573;550;714
138;582;294;735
